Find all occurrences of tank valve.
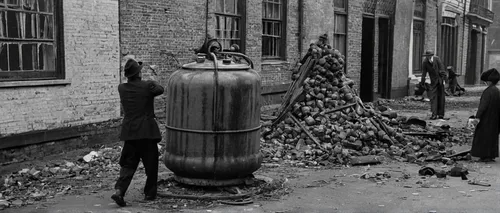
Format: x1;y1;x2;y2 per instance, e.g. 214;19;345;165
196;53;206;63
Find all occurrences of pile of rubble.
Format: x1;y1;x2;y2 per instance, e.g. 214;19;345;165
261;43;469;167
0;145;129;210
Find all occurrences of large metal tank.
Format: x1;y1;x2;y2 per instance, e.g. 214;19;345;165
164;52;262;186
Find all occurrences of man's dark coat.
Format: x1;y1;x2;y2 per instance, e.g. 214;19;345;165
421;56;446;117
118;80;164;142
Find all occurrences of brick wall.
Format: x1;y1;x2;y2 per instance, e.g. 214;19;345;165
346;1;363;91
120;0;336;116
0;0;120;138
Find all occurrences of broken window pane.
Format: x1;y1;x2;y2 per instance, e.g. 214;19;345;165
0;12;5;38
22;0;37;11
7;0;19;6
39;14;53;39
24;13;36;38
22;43;35;70
7;11;20;38
0;43;7;71
38;43;54;70
38;0;52;13
8;43;20;71
216;0;223;13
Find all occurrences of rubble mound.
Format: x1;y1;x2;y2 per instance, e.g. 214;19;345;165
261;44;467;166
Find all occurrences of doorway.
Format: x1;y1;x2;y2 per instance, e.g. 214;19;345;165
360;17;375;102
466;30;478;85
378;17;393;98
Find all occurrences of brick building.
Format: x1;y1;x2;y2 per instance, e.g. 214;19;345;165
487;0;500;69
0;0;121;162
0;0;494;162
119;0;399;104
465;0;494;85
405;0;494;92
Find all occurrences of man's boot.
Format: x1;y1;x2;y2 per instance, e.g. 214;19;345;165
111;189;126;207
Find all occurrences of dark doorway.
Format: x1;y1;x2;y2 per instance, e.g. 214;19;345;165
360;17;375;102
378;17;392;98
466;30;478;85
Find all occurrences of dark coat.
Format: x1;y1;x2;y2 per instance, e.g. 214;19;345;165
421;56;446;86
471;85;500;158
118;80;164;142
421;56;446;116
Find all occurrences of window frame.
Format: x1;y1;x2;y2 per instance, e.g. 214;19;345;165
333;0;348;71
0;0;65;82
440;16;458;70
412;0;426;75
261;0;287;60
214;0;246;54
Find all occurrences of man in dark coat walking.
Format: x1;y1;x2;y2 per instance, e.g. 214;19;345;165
111;58;164;207
420;50;447;120
470;68;500;162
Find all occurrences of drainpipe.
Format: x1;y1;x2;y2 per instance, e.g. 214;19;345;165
205;0;209;37
298;0;304;58
461;0;467;74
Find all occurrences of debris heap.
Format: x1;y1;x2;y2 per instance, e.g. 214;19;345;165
261;43;461;166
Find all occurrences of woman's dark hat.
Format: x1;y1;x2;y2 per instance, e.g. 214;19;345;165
124;59;143;78
423;50;434;56
320;34;328;40
480;68;500;82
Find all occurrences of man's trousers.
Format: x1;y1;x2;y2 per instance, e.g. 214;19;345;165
114;139;159;197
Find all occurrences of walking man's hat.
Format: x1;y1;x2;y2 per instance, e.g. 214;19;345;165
423;50;434;56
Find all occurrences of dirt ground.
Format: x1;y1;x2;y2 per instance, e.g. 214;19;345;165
3;85;500;213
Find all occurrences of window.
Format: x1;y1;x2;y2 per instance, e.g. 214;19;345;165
0;0;63;81
262;0;286;59
333;0;346;10
440;17;458;69
412;0;425;75
471;0;489;8
333;0;347;55
215;0;245;52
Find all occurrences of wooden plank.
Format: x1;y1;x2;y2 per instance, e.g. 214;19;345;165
272;88;305;126
445;150;470;158
320;103;357;115
272;57;315;125
288;112;326;151
350;155;383;165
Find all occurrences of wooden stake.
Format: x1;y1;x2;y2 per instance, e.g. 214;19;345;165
288;112;326;151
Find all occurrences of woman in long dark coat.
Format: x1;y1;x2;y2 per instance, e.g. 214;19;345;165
470;68;500;162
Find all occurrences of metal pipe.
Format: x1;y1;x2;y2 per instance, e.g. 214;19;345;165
205;0;209;37
462;0;468;74
298;0;304;58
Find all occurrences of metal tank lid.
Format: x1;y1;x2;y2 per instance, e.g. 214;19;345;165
182;54;251;70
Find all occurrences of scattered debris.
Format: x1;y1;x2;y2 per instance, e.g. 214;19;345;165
468;180;491;187
418;167;436;176
0;145;129;210
350;155;382;166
